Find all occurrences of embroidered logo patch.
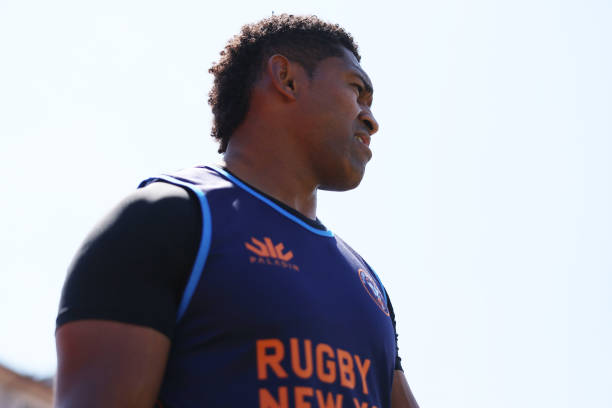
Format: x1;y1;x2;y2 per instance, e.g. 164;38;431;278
358;268;389;316
245;237;299;271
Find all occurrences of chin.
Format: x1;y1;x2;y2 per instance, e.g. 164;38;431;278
319;166;366;191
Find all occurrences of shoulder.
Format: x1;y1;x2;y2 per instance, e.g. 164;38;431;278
141;166;235;196
126;181;198;216
57;181;203;335
67;179;204;282
96;181;201;242
68;180;205;293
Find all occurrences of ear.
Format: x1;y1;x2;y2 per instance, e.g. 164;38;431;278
265;54;306;101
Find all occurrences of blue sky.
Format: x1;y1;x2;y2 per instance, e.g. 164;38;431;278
0;0;610;407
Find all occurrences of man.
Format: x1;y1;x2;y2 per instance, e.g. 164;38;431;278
55;14;420;408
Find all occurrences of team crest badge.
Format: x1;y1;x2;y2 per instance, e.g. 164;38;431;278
358;268;390;316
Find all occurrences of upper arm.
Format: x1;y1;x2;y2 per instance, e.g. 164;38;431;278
55;320;170;408
391;370;420;408
55;182;202;407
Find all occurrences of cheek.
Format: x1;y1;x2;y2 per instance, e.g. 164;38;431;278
316;83;360;114
322;96;361;132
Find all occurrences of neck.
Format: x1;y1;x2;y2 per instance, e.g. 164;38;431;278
223;126;319;220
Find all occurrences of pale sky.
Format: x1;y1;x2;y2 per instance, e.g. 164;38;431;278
1;0;610;407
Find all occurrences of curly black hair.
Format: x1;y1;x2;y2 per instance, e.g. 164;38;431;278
208;14;360;153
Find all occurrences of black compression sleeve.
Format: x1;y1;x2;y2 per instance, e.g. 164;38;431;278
386;293;403;371
56;182;201;339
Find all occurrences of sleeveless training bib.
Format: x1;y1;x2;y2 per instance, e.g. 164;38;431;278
140;166;396;408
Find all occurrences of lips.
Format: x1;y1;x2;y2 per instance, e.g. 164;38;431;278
354;131;373;161
355;131;371;147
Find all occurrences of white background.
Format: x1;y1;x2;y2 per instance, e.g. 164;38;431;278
1;0;610;407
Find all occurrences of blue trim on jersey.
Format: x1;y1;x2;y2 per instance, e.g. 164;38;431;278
208;166;334;237
143;175;213;322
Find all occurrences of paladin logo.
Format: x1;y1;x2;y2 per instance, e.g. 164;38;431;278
245;237;299;271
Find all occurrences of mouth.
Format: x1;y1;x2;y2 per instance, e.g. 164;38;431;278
355;132;371;147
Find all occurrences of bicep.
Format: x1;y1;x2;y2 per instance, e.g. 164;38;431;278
55;320;170;408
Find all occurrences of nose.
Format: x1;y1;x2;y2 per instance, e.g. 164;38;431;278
359;108;379;135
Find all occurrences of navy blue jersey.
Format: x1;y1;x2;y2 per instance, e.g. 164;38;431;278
140;166;396;408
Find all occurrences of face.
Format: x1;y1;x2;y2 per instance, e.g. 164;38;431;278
296;47;379;191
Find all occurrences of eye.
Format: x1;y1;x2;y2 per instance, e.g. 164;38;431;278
351;83;364;96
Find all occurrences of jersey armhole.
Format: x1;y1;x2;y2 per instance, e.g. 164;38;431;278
140;175;212;322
